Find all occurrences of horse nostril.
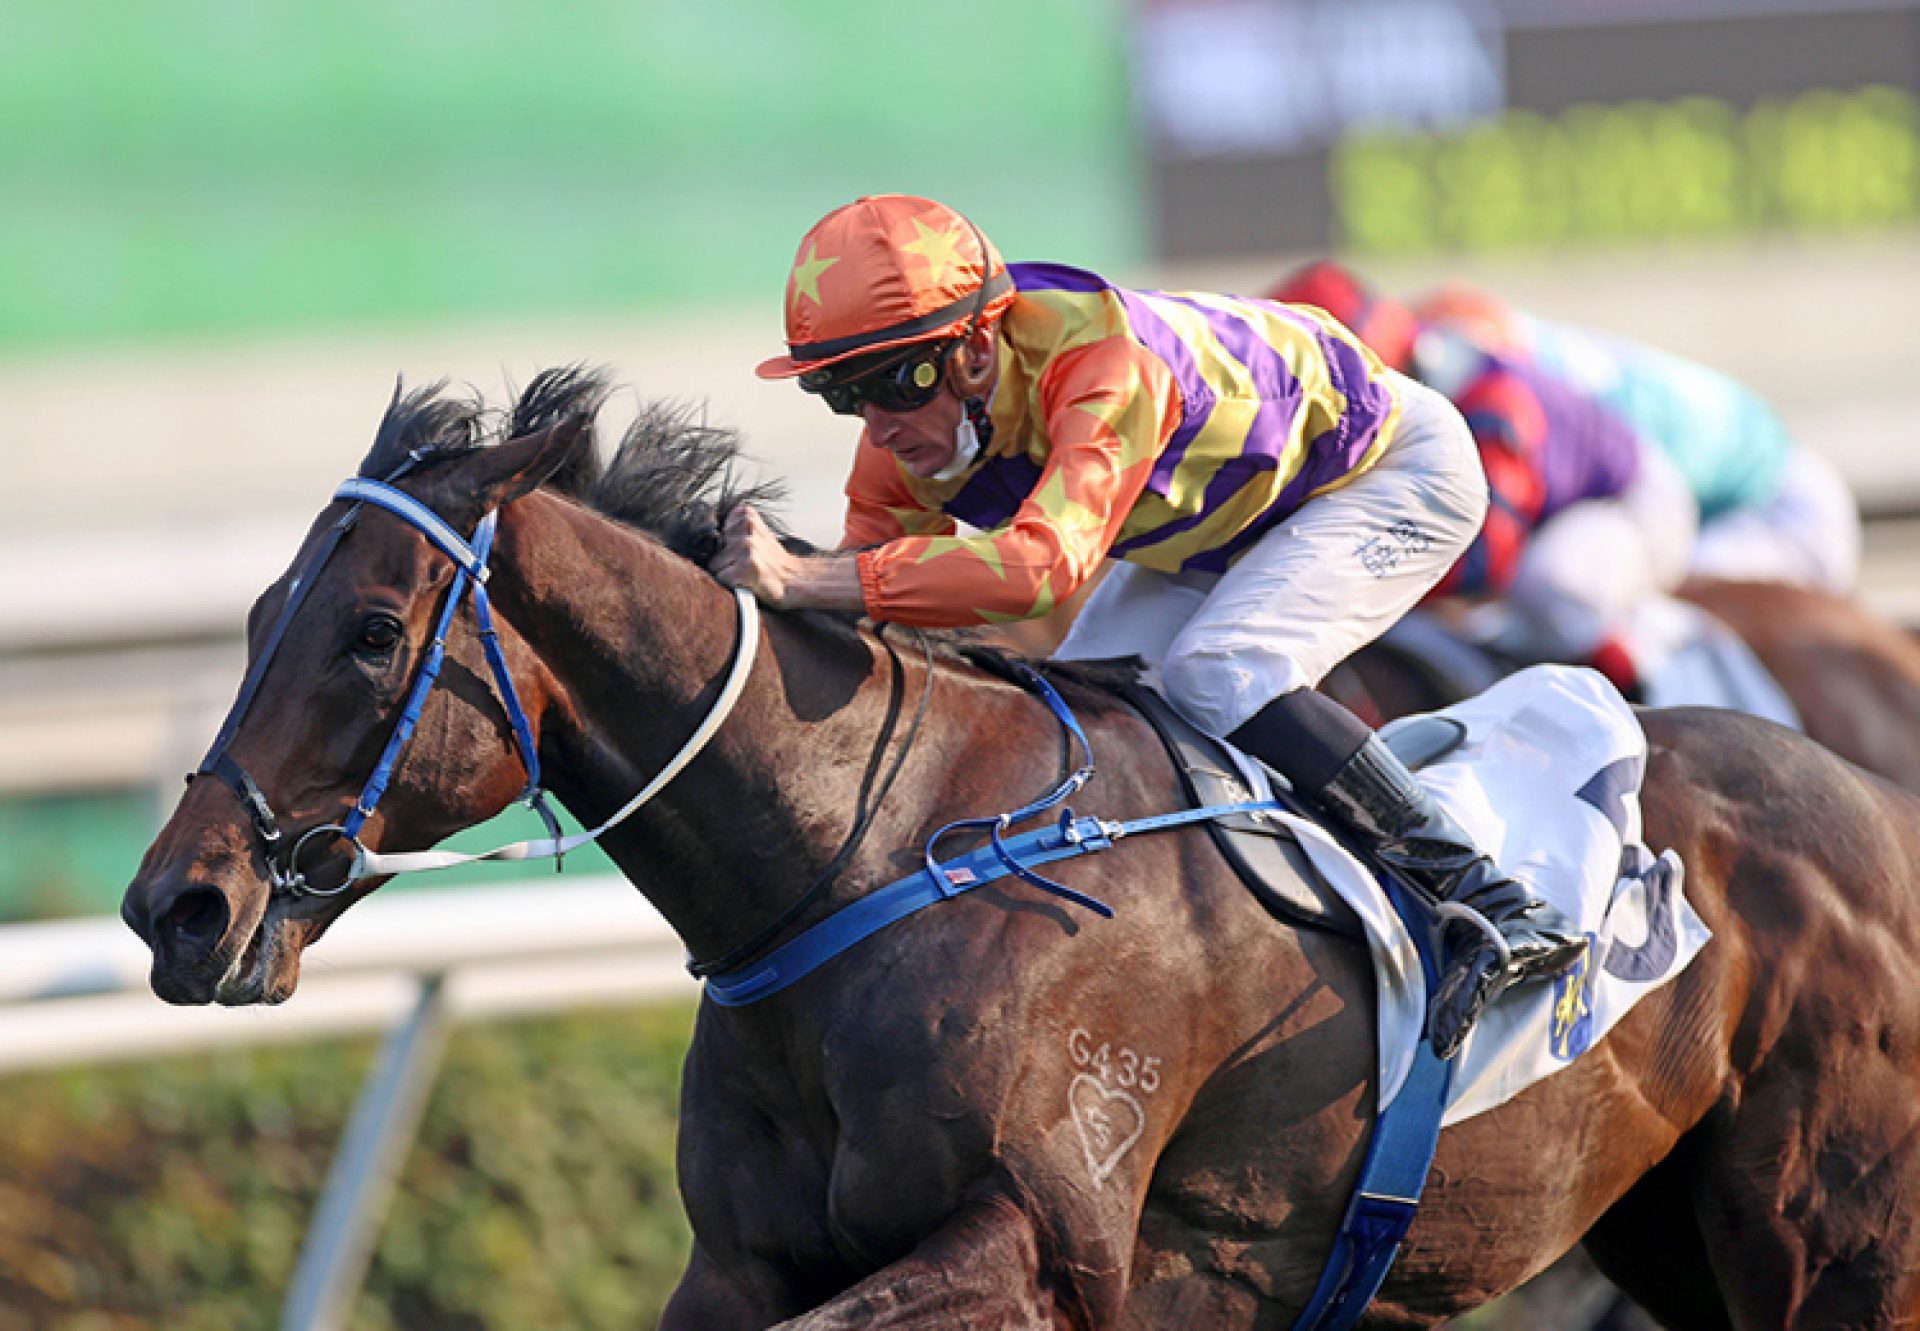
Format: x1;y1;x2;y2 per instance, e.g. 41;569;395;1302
160;886;230;952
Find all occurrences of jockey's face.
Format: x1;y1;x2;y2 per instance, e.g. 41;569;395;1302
861;325;995;480
860;382;966;478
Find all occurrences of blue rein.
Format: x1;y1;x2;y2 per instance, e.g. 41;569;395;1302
919;661;1113;918
331;480;549;842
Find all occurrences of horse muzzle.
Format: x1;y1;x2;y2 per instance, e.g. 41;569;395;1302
124;836;294;1006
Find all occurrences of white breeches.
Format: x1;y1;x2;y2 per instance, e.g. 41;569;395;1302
1502;446;1700;659
1688;446;1861;593
1054;373;1487;737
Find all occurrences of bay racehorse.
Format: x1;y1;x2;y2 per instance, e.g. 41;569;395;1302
123;369;1920;1328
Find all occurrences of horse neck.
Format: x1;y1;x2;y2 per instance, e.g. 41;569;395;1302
490;490;919;958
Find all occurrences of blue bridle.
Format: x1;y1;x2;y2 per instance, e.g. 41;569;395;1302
192;474;560;897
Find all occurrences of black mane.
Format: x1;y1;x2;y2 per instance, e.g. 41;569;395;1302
506;363;613;500
356;379;492;479
356;364;788;563
587;396;789;564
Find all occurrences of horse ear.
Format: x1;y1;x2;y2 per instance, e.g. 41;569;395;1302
468;412;591;511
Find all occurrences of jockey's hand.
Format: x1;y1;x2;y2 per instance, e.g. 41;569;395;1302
713;506;866;613
714;504;800;605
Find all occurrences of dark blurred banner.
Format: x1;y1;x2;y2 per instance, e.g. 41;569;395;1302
1135;0;1920;258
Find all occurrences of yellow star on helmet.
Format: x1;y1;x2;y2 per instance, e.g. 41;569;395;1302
791;243;840;309
901;218;966;283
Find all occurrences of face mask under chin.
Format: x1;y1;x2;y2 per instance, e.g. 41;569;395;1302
930;398;989;482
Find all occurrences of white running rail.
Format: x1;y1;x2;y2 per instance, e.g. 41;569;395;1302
0;877;696;1331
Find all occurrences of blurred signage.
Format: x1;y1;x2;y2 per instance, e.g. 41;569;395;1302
1136;0;1504;155
1335;86;1920;252
1137;0;1920;258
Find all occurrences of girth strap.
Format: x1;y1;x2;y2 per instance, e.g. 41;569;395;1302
1287;877;1454;1331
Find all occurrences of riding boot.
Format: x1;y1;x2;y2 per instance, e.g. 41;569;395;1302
1227;688;1585;1060
1315;735;1588;1057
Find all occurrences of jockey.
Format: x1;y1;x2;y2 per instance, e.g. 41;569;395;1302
1415;281;1861;595
717;194;1585;1057
1267;262;1701;698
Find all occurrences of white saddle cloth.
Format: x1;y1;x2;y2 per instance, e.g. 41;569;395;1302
1234;664;1713;1126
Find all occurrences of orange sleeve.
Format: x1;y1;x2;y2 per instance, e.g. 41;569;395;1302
854;338;1180;627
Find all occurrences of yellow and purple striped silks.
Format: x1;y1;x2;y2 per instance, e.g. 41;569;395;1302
845;262;1404;628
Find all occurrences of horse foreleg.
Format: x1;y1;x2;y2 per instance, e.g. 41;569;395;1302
659;1240;795;1330
773;1193;1099;1331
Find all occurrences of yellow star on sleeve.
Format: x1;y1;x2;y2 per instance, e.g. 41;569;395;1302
1070;371;1159;467
901;219;965;282
791;243;840;309
978;578;1058;625
914;534;1007;580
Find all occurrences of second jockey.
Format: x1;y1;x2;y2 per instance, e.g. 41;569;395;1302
1268;261;1701;697
715;194;1586;1057
1414;280;1862;595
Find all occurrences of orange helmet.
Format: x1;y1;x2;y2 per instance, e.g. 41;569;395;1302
1264;260;1418;373
1413;283;1528;356
756;195;1016;381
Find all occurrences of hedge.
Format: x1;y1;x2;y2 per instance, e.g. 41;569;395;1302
0;1003;696;1330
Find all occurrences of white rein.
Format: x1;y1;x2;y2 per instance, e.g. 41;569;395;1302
346;588;761;882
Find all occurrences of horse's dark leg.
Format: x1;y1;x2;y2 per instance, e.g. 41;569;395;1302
1581;1136;1733;1331
660;1242;789;1331
770;1194;1091;1331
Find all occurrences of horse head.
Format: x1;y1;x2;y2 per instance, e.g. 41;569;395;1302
122;382;590;1006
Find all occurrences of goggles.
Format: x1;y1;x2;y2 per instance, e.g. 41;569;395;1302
801;339;959;417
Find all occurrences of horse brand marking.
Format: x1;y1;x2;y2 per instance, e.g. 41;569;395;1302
1067;1028;1160;1188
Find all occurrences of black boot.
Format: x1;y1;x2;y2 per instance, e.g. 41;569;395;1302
1315;736;1587;1058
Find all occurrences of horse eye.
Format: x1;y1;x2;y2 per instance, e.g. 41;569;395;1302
354;613;402;655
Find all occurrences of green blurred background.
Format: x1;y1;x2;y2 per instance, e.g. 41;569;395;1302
0;0;1138;352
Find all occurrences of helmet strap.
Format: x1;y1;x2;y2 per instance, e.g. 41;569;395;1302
912;211;1003;482
962;394;994;450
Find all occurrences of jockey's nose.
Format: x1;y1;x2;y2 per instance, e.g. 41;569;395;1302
860;401;912;441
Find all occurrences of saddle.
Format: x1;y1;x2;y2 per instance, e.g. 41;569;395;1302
1116;681;1466;944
